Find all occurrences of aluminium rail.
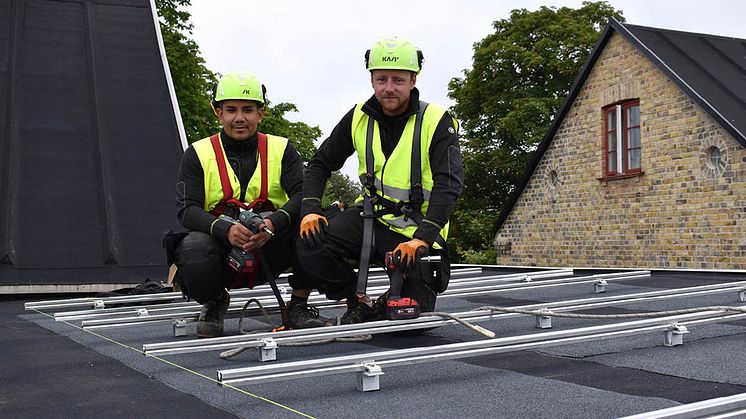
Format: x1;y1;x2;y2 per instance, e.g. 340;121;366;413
620;390;746;418
51;268;566;323
74;269;583;328
216;309;746;389
81;269;634;330
142;279;746;357
24;268;410;310
81;269;638;329
35;267;491;316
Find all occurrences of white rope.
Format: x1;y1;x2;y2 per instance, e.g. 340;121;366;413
478;305;746;319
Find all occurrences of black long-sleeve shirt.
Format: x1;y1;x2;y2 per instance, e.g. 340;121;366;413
301;88;464;246
177;129;304;245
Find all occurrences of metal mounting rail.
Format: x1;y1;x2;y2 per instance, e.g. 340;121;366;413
54;269;559;323
64;270;573;326
142;280;746;357
82;270;643;329
24;268;486;312
216;310;746;388
620;391;746;418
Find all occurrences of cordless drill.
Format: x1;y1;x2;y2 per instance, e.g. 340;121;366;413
221;210;274;273
384;251;421;320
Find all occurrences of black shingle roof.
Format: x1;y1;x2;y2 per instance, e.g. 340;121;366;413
493;18;746;234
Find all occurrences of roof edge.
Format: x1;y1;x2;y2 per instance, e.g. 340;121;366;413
611;20;746;147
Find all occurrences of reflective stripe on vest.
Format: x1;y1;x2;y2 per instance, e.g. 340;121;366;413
192;132;290;213
350;102;452;244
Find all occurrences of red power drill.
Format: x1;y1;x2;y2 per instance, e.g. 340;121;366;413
222;210;274;273
384;251;421;320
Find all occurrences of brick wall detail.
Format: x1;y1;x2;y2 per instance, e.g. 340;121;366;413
494;32;746;269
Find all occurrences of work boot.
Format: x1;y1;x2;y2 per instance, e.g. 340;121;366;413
340;299;381;325
196;291;230;338
285;301;330;329
373;291;389;318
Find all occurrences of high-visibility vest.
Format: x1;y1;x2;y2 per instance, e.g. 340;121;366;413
192;132;289;214
351;102;454;244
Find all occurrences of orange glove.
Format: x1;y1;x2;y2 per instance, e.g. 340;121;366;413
299;214;328;247
392;238;428;271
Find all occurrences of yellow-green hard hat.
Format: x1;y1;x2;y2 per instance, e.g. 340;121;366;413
214;72;265;104
365;37;423;74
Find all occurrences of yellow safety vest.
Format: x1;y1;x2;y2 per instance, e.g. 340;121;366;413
192;132;289;213
351;102;455;246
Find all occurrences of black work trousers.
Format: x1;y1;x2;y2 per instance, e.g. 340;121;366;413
175;224;311;304
296;208;439;312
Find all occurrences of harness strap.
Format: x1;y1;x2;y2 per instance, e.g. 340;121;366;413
409;102;428;213
209;133;272;215
356;116;377;295
209;134;236;205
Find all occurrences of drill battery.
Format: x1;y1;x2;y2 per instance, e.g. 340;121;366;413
384;251;421;320
227;247;255;273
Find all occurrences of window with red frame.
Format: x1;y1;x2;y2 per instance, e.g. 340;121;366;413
603;100;641;176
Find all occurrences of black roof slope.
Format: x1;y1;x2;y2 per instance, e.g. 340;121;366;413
0;0;183;286
493;18;746;234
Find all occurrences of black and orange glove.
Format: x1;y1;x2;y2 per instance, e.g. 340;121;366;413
299;214;328;248
392;238;428;272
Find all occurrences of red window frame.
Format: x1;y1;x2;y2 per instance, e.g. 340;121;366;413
602;99;641;177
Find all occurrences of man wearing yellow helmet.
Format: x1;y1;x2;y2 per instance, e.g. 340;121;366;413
297;38;464;324
174;73;327;337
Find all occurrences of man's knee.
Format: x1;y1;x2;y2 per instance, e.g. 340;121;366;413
176;232;226;303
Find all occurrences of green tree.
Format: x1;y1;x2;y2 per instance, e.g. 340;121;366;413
155;0;360;204
448;1;623;263
155;0;217;142
260;102;320;161
324;172;360;208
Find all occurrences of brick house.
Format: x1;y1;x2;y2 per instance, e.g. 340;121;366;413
492;18;746;269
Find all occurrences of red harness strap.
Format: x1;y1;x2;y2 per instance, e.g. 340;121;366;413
208;133;270;216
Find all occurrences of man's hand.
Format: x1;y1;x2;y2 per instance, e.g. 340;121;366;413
392;238;428;271
227;222;252;250
244;218;274;252
299;214;328;247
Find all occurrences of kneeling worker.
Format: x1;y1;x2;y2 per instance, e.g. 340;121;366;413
296;38;464;324
174;72;327;337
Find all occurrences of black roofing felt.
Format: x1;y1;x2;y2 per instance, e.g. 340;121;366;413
0;0;183;285
10;269;746;418
493;18;746;234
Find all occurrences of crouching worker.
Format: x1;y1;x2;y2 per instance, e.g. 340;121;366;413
296;38;464;324
173;72;328;337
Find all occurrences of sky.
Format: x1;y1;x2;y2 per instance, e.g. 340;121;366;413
186;0;745;178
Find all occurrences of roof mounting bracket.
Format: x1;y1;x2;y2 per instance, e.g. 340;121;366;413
535;309;552;329
664;323;689;347
172;319;187;337
594;279;608;294
356;362;384;392
258;338;277;362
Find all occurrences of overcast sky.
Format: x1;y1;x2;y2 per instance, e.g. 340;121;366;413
187;0;745;178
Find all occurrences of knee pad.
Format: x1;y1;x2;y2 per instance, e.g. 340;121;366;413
176;233;226;304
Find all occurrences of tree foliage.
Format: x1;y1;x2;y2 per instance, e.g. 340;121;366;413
447;1;623;262
155;0;217;142
260;102;320;161
152;0;402;218
324;172;360;208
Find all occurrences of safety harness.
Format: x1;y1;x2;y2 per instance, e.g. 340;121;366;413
208;132;275;217
209;133;287;317
356;101;447;294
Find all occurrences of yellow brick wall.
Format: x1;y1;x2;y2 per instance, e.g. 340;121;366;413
494;32;746;269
